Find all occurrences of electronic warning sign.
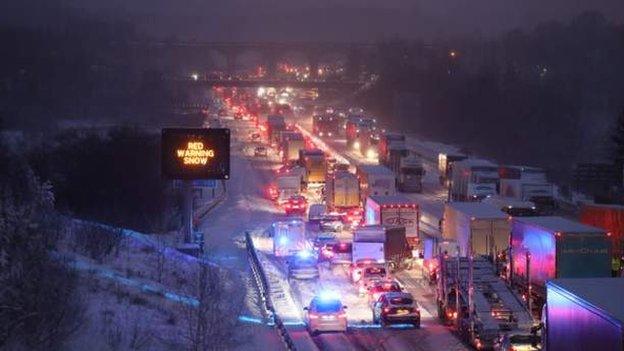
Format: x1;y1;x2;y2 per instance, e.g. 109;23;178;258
161;128;230;180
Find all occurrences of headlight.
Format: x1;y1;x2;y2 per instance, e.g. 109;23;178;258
366;149;378;159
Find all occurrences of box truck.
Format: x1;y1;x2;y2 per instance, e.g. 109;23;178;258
267;115;286;145
346;116;377;155
499;165;556;214
511;216;611;305
365;195;419;247
438;153;467;187
544;278;624;351
441;202;510;257
280;131;304;164
580;203;624;257
353;225;410;269
450;159;499;201
397;155;425;193
325;170;360;212
299;149;326;186
276;175;301;205
379;132;406;166
356;165;396;203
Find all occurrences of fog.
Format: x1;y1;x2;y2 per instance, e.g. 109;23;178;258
2;0;623;40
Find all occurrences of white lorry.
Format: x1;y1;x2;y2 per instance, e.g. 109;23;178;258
325;170;360;212
364;195;419;248
352;225;410;270
450;158;499;201
498;165;556;214
397;154;425;193
356;165;396;204
276;174;302;205
441;202;510;257
281;132;305;164
272;220;307;257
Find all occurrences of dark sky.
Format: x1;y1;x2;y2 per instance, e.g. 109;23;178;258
3;0;624;41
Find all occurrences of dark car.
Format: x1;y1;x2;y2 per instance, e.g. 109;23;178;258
372;292;420;328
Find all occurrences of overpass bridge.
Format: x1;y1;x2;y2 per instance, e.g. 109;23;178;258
123;40;379;79
171;77;365;89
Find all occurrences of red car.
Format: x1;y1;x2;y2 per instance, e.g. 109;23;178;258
266;184;279;201
341;208;363;227
284;195;307;216
367;280;402;304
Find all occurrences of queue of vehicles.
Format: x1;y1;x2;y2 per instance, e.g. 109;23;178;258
231;93;624;349
325;108;616;349
255;106;433;338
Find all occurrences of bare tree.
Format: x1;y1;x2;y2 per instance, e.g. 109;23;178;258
184;265;242;351
0;149;83;349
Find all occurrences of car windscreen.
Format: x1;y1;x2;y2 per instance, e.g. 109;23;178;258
293;257;316;267
373;284;401;293
364;267;386;276
314;300;341;313
389;297;413;305
332;243;352;253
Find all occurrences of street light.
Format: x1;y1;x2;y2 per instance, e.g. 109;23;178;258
191;73;199;81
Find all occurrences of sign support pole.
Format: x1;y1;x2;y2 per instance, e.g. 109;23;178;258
183;180;194;243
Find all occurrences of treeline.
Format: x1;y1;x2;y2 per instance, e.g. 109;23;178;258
361;12;624;184
0;146;82;349
27;127;183;233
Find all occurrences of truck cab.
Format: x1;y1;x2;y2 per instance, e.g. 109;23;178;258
398;156;425;193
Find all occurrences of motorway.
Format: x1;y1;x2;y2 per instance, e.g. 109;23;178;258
197;100;470;350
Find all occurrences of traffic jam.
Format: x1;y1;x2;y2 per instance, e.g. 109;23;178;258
214;85;621;351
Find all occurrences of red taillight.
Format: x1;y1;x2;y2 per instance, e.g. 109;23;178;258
383;308;390;313
338;311;347;318
308;313;319;319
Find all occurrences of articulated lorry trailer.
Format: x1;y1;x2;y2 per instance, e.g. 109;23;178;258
438;153;467;187
499;165;556;214
450;159;499;201
356;165;396;203
325;170;360;213
442;202;510;258
379;132;406;166
510;216;611;311
580;203;624;257
280;131;305;164
544;278;624;351
353;225;411;270
436;255;534;350
267;115;286;146
365;195;419;248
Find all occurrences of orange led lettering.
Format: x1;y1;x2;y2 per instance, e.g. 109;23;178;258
176;141;215;166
